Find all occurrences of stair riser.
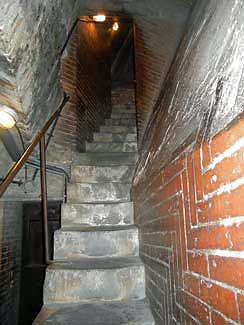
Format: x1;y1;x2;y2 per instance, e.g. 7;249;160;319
111;113;136;119
54;228;139;259
61;203;134;227
44;266;145;304
105;119;136;127
72;153;138;166
67;183;131;203
86;142;137;153
112;105;135;113
71;166;134;183
94;133;137;143
100;126;136;134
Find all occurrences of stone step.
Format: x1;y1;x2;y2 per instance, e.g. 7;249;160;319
112;104;136;113
54;225;139;259
34;299;155;325
86;142;137;153
67;182;131;203
100;126;136;134
43;257;145;304
72;152;138;166
105;118;136;127
111;112;136;119
61;202;134;227
71;165;135;183
93;132;137;143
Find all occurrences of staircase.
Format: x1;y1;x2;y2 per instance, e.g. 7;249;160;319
35;97;154;324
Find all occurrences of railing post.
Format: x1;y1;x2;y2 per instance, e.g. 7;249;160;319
40;136;51;264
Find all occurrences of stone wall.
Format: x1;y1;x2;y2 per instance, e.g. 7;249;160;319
0;201;23;324
132;0;244;323
0;0;79;138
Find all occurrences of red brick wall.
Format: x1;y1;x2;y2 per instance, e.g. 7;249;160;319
132;116;244;324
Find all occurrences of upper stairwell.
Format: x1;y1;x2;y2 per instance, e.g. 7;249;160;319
34;86;155;324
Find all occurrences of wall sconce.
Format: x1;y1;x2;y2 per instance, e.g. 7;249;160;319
0;106;18;129
93;14;106;22
112;22;119;31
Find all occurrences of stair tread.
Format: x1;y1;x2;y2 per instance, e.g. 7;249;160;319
34;299;154;325
50;256;143;271
57;225;137;232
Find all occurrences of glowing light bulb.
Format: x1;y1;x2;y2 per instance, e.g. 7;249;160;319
112;22;119;31
93;14;106;22
0;106;18;129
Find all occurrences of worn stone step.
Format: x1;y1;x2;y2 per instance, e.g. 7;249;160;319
111;112;136;119
61;202;134;227
71;165;135;183
86;142;137;153
93;132;137;143
100;126;136;134
34;299;155;324
67;182;131;203
105;118;136;127
43;257;145;304
54;225;139;259
72;152;138;166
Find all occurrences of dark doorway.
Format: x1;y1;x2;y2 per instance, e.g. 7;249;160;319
19;201;61;325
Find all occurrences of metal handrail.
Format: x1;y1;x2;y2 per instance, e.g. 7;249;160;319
0;93;69;264
0;93;69;197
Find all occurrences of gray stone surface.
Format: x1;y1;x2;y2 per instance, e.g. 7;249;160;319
61;202;134;227
35;94;154;323
44;257;145;304
105;118;136;127
34;299;154;325
71;165;135;183
111;113;136;119
73;152;138;166
94;132;137;142
67;182;131;203
86;142;137;153
112;105;136;114
54;225;139;259
100;126;137;134
0;0;78;135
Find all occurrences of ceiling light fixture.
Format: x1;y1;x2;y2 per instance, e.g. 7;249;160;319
0;106;18;129
93;14;106;22
112;22;119;31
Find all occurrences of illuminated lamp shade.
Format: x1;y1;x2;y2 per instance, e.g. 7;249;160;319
0;106;18;129
93;14;106;22
112;22;119;31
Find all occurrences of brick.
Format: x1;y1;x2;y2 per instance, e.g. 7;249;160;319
200;280;238;320
211;117;244;158
188;223;244;251
209;256;244;290
163;158;185;183
194;146;204;201
198;184;244;223
211;311;228;324
183;273;200;297
201;142;212;170
238;294;244;324
203;146;244;194
187;154;198;225
188;252;208;277
181;291;210;324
